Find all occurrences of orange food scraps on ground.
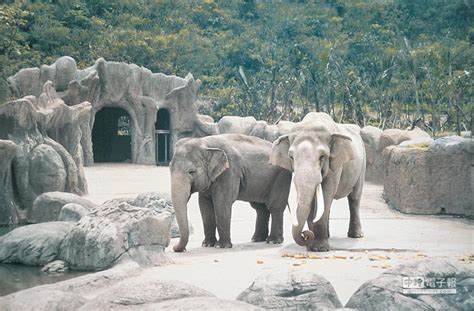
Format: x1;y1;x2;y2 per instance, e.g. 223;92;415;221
334;255;347;259
416;253;428;257
308;254;323;259
293;254;306;259
382;264;392;269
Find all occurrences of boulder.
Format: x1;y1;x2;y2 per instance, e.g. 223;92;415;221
1;289;87;311
0;222;75;266
133;192;192;238
361;126;384;183
345;259;474;310
41;260;70;273
142;297;262;310
28;191;95;224
79;278;214;310
379;127;430;152
237;270;342;310
28;144;67;194
59;200;172;270
58;203;91;222
0;140;20;225
383;136;473;216
218;116;257;135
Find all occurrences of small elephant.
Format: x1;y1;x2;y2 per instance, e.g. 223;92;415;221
271;112;366;252
170;134;292;252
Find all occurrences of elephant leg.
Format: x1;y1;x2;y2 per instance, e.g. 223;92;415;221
347;178;364;238
212;182;238;248
199;194;217;247
251;202;269;242
267;208;284;244
308;179;337;252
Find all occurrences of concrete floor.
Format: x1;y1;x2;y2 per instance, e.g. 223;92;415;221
84;164;473;305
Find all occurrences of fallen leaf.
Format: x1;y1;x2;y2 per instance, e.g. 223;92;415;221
382;264;392;269
293;254;306;259
416;253;428;257
256;260;264;264
293;263;301;266
214;260;219;262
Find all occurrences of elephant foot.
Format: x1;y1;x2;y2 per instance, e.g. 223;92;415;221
348;229;364;238
266;235;283;244
215;240;232;249
202;238;217;247
307;240;330;252
251;234;268;242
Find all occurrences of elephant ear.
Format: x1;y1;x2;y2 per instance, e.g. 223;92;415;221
270;135;293;171
206;148;230;182
329;133;355;171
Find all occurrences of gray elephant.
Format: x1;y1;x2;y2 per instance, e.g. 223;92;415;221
271;112;366;251
170;134;292;252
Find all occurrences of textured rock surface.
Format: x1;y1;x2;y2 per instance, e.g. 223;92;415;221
0;80;91;225
133;192;192;238
237;270;342;310
379;127;431;152
58;202;91;222
41;260;70;273
383;136;473;216
0;222;75;266
59;200;172;270
7;56;204;165
28;191;95;224
79;278;214;309
0;140;20;225
1;289;87;311
141;297;262;311
361;126;384;183
345;259;474;310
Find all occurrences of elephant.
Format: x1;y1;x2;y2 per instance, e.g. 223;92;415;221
271;112;366;252
170;134;292;252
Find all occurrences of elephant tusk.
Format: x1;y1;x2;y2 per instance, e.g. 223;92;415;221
314;184;324;223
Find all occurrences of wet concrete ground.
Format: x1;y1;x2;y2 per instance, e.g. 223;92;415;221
83;164;473;304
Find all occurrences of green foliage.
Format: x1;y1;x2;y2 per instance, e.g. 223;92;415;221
0;0;472;133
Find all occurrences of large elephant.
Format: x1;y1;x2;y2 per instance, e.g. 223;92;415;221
271;112;366;251
170;134;292;252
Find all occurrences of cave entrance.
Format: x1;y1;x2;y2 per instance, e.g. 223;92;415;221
92;107;132;163
155;109;171;165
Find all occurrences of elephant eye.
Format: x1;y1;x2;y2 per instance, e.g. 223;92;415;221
188;169;196;175
319;155;325;162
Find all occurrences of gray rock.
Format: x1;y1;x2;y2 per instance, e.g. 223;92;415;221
361;126;384;183
78;278;214;310
0;140;20;225
345;259;474;311
383;136;473;216
379;127;430;152
59;200;172;270
133;192;192;238
142;297;263;310
58;203;91;222
28;144;67;194
1;289;87;311
398;136;433;147
41;260;70;273
218;116;257;135
28;191;95;224
237;270;343;310
0;222;74;266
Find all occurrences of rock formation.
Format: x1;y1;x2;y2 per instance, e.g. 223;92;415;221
383;136;473;217
0;82;91;225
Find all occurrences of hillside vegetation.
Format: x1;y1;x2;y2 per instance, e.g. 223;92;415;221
1;0;472;134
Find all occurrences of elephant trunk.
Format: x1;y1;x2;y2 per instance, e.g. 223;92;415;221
171;173;191;252
292;173;320;246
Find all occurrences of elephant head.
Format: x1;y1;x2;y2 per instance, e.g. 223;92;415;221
271;126;354;246
170;138;229;252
